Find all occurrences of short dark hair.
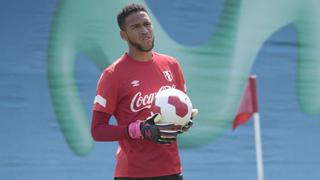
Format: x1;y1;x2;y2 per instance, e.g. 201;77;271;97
117;3;148;30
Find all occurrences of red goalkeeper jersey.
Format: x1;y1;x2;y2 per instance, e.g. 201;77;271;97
93;52;186;178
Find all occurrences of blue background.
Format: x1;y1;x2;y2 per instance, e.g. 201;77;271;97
1;0;319;179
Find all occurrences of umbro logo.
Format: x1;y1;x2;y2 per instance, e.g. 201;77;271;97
131;80;140;87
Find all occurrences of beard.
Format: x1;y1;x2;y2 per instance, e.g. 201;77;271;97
127;36;154;52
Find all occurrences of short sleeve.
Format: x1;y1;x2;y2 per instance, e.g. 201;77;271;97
93;69;119;114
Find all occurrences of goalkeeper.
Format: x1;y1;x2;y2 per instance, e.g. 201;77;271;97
91;3;198;180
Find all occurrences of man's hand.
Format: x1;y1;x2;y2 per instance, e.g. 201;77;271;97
179;109;199;133
128;114;180;144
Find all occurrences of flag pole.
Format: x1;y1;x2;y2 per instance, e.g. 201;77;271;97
250;75;265;180
253;111;264;180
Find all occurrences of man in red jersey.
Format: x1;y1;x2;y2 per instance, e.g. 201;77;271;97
91;3;198;180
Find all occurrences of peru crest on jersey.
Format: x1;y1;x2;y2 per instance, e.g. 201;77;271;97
162;70;173;82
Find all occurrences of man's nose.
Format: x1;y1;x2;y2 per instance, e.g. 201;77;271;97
140;26;149;34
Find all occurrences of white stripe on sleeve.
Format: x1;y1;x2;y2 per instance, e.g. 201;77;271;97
94;95;107;108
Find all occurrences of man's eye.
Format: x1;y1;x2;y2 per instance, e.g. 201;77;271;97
131;25;139;29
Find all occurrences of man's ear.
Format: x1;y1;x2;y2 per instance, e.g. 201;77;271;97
120;30;127;41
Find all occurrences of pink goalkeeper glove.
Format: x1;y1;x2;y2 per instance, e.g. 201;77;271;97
128;114;180;144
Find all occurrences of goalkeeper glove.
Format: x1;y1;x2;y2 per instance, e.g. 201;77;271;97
128;114;180;144
179;108;199;133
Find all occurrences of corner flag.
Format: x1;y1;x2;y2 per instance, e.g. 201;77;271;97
232;75;259;130
232;75;265;180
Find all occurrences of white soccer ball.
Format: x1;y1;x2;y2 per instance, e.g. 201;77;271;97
153;88;193;126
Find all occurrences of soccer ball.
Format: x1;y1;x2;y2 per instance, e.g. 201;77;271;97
153;88;193;126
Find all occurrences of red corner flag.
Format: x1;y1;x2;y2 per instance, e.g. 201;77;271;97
232;75;259;130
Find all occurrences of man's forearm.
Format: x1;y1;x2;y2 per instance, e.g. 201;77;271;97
91;111;129;141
